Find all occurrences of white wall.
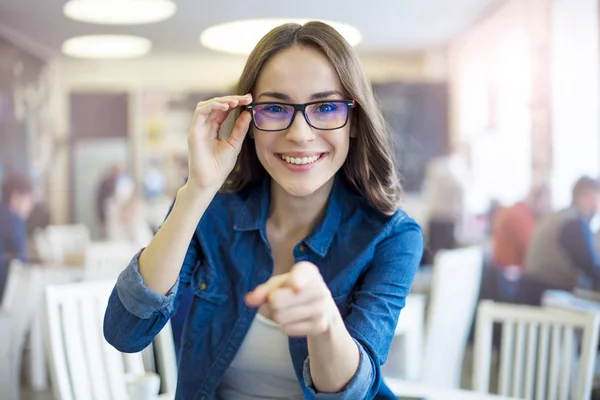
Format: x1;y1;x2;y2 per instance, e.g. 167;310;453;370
551;0;600;208
448;0;533;208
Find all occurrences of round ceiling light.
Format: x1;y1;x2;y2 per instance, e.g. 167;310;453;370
63;0;176;25
200;19;362;55
62;35;152;59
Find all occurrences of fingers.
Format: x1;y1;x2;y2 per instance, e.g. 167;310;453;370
271;296;328;326
188;93;252;144
268;283;323;310
244;260;336;337
196;94;252;116
245;274;287;307
270;290;333;337
288;261;322;292
245;262;324;308
213;94;253;106
227;111;252;152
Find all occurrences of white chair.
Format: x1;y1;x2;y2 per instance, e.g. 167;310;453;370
473;300;600;400
44;280;176;400
154;317;178;394
83;241;137;281
387;293;427;380
419;246;484;388
542;290;600;391
0;260;43;400
25;266;86;391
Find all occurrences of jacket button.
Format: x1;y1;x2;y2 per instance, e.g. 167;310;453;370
298;244;306;252
198;282;207;290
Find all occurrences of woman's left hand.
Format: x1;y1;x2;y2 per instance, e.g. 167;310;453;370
245;261;339;337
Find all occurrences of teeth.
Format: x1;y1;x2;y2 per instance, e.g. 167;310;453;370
280;154;321;165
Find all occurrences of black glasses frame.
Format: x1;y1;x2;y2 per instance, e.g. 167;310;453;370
245;99;356;132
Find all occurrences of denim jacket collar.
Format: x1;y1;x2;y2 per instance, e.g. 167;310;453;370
233;175;344;257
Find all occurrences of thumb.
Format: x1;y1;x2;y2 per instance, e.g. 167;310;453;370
227;111;252;153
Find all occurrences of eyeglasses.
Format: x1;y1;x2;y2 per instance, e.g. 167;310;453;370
245;100;355;132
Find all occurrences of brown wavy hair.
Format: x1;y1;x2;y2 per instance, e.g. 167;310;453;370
222;21;402;215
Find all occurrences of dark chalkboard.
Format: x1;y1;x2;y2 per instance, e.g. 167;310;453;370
372;81;449;193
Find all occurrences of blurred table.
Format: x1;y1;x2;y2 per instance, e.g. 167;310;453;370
542;289;600;314
386;378;522;400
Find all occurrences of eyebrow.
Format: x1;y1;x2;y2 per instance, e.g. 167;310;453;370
257;90;344;102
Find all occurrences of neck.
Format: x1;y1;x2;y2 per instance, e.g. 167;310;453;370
268;178;335;239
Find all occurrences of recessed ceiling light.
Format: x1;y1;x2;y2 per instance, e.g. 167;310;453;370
63;0;176;25
62;35;152;59
200;19;362;55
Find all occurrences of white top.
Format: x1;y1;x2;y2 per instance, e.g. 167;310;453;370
216;313;304;400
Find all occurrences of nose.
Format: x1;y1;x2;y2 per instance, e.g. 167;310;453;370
285;110;315;144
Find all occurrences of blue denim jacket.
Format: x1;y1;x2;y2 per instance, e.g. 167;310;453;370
104;176;423;400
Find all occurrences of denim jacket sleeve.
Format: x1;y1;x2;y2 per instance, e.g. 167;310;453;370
302;217;423;399
103;234;201;353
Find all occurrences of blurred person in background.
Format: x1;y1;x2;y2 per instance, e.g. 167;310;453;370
491;184;551;302
143;159;173;233
492;184;551;269
105;173;153;248
422;146;470;262
0;172;34;300
523;176;600;304
96;164;124;237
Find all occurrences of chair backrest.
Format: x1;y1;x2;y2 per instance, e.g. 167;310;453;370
83;242;136;281
0;261;44;400
44;280;176;400
44;224;91;264
1;260;44;345
473;300;600;400
419;246;484;388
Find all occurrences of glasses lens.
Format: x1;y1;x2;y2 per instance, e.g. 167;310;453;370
252;103;294;131
306;101;349;130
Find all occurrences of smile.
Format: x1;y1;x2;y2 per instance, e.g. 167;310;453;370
278;153;327;165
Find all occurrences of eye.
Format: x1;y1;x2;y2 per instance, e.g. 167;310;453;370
263;104;288;113
315;102;338;113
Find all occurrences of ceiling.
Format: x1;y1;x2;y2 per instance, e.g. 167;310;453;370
0;0;503;58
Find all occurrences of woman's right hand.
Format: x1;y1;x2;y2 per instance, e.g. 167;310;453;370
186;94;253;189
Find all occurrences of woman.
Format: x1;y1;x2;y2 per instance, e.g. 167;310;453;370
104;21;423;400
